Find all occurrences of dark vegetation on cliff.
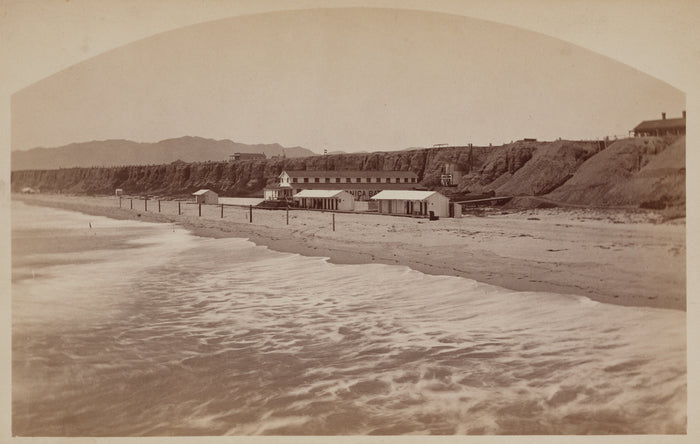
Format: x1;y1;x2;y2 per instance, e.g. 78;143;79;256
11;136;685;210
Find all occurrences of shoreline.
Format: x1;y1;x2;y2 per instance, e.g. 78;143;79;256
12;194;686;311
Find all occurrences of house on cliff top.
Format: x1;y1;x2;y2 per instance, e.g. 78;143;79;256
229;152;266;162
633;111;686;137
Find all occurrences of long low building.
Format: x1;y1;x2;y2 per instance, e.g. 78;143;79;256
269;170;420;201
293;189;355;211
371;190;450;218
633;111;686;137
287;182;422;201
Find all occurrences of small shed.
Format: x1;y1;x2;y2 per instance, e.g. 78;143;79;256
293;189;355;211
371;190;450;218
193;189;219;204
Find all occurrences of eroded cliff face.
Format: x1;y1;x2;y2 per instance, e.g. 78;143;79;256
11;137;685;208
546;136;686;207
11;161;286;197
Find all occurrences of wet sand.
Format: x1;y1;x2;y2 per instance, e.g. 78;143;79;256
13;194;686;310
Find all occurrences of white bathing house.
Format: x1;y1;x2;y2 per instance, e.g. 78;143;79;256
371;190;450;218
293;189;355;211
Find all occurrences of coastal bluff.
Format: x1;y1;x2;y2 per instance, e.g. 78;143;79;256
11;136;685;210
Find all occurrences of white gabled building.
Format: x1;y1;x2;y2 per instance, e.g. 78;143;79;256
264;171;294;201
192;189;219;204
293;189;355;211
263;183;293;201
371;190;450;218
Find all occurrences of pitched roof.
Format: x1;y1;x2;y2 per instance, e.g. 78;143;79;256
287;182;418;191
371;190;441;201
634;117;685;131
192;189;216;195
293;189;350;198
283;170;417;179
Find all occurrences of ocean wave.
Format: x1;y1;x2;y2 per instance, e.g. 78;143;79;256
11;201;686;435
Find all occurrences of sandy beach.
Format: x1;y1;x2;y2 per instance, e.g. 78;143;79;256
13;194;686;311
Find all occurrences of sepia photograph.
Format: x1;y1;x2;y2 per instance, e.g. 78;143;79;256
2;0;697;441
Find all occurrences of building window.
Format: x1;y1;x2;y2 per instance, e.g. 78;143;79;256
375;178;381;183
357;178;362;183
411;178;416;183
325;178;330;183
304;178;309;183
292;178;298;183
315;178;320;183
346;178;351;183
403;178;408;183
396;178;400;183
385;178;391;183
335;178;341;183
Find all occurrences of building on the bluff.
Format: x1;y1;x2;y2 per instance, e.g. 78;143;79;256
267;170;420;202
633;111;686;137
229;152;266;162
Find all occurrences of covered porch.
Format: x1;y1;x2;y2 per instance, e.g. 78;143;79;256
293;189;355;211
371;190;450;218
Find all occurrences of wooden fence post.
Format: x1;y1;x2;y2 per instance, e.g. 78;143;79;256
286;206;289;225
130;199;133;209
199;203;202;217
119;196;122;208
178;201;181;215
332;213;335;231
158;200;161;213
144;198;147;212
220;204;224;218
249;205;252;223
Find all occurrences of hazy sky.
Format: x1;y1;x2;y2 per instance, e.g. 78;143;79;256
10;7;685;153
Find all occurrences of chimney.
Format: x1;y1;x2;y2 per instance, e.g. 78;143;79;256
683;110;686;119
662;112;666;120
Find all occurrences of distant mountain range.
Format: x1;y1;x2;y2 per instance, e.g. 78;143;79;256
11;136;316;170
